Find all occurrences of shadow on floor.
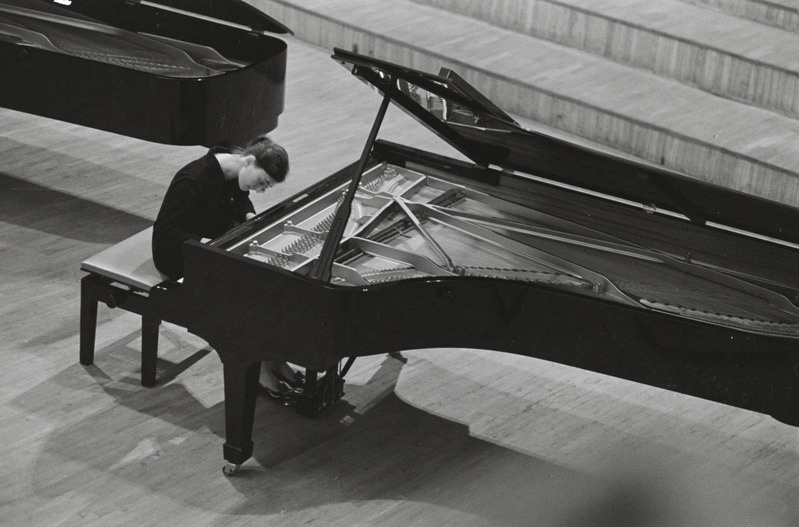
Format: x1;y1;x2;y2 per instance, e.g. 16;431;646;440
0;172;152;243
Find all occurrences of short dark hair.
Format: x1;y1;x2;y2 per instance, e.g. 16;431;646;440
242;135;289;182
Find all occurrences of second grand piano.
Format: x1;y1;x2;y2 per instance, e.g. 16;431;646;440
0;0;289;146
151;49;799;474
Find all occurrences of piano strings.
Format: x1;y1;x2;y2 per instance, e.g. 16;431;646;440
239;162;799;338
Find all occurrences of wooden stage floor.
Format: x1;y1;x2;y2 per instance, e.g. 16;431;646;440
1;37;797;526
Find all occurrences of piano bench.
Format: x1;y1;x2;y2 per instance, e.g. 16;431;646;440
79;226;167;387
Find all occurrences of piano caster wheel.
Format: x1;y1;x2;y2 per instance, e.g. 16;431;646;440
222;463;241;477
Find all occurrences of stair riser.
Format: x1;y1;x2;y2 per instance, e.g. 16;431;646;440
412;0;799;119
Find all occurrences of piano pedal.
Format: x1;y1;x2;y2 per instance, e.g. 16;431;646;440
294;373;345;417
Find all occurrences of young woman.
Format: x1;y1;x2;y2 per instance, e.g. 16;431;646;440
152;134;289;279
152;134;300;403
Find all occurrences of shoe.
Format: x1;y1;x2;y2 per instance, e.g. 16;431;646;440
259;381;293;405
272;368;305;389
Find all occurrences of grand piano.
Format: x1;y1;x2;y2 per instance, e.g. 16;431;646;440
0;0;289;146
146;49;799;475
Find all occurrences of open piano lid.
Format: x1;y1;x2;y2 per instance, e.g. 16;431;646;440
332;48;799;246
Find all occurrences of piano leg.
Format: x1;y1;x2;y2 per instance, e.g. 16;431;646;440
221;359;261;476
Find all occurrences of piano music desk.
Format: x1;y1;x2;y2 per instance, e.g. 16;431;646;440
79;226;167;387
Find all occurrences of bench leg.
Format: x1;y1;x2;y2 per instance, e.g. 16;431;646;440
80;276;99;366
80;273;163;387
141;313;161;387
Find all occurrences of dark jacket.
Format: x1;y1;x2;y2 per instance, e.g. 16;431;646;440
152;148;255;279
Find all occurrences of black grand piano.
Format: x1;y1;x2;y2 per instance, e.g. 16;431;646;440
0;0;289;146
146;49;799;475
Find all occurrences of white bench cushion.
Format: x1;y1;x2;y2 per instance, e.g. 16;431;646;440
81;226;166;292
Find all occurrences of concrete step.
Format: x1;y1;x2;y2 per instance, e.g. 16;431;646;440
250;0;799;206
411;0;799;120
685;0;799;33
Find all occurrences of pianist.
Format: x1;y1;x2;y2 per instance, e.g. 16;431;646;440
152;134;299;403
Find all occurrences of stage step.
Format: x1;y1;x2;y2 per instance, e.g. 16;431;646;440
251;0;799;207
411;0;799;120
685;0;799;33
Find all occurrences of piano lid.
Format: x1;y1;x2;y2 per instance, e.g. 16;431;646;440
31;0;292;35
332;48;799;246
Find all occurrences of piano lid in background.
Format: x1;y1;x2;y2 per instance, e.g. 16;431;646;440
332;48;799;247
42;0;292;36
0;0;289;146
